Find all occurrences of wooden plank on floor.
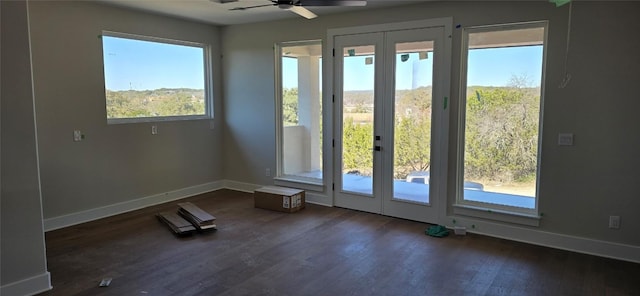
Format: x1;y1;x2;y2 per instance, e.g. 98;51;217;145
157;212;196;234
178;202;216;230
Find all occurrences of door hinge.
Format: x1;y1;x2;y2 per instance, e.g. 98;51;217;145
332;48;335;57
332;139;335;147
332;94;335;103
332;183;335;190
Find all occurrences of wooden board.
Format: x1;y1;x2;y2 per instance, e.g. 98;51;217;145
177;202;217;230
178;202;216;223
156;212;196;235
178;209;217;230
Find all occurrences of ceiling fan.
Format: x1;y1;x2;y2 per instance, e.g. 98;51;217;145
229;0;367;20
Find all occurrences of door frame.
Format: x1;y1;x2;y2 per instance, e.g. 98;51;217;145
325;18;453;223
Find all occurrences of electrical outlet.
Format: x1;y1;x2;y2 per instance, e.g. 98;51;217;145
151;125;158;135
609;215;620;229
73;130;82;142
558;133;574;146
454;226;467;235
265;168;271;177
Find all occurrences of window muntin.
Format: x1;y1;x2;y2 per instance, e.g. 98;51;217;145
276;41;323;183
102;32;212;123
459;22;546;214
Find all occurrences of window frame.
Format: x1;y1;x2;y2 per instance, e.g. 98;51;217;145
101;31;213;124
274;39;324;189
455;21;548;224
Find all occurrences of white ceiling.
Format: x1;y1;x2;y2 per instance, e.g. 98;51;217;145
96;0;426;26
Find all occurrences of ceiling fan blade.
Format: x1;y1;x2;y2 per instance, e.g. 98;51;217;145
229;3;274;11
289;5;318;19
299;0;366;6
209;0;239;3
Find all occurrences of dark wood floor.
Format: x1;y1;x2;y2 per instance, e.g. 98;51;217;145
41;189;640;296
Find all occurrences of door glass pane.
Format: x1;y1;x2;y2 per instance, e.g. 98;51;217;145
341;45;375;195
463;25;544;209
392;41;434;204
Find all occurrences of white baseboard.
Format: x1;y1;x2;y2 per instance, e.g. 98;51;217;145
43;181;225;232
306;191;332;206
222;179;261;193
0;271;51;296
442;215;640;264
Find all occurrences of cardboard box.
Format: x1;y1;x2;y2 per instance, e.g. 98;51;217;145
254;186;305;213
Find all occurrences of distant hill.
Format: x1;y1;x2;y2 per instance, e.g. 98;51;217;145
106;88;205;118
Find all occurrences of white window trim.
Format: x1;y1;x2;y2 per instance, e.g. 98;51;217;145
274;177;324;193
274;40;324;187
453;204;541;227
456;21;548;224
102;31;214;124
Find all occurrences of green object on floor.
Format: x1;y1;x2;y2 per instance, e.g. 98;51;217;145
426;225;449;238
549;0;571;7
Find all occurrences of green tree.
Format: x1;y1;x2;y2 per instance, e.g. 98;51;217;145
391;86;433;179
105;88;205;118
464;81;540;182
394;116;431;179
282;88;299;126
342;117;373;175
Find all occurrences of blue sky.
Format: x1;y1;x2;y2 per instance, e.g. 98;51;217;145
467;46;543;87
103;36;543;92
341;52;435;91
102;36;205;91
284;45;543;91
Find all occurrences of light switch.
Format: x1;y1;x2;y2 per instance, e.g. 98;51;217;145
558;133;573;146
151;125;158;135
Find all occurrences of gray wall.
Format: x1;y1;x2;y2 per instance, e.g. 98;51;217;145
533;1;640;246
1;0;50;291
27;1;224;219
222;1;640;246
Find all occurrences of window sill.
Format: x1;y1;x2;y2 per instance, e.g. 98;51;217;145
274;177;324;192
107;115;211;125
453;203;541;227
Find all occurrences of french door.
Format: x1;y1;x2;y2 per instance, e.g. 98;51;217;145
332;21;450;223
